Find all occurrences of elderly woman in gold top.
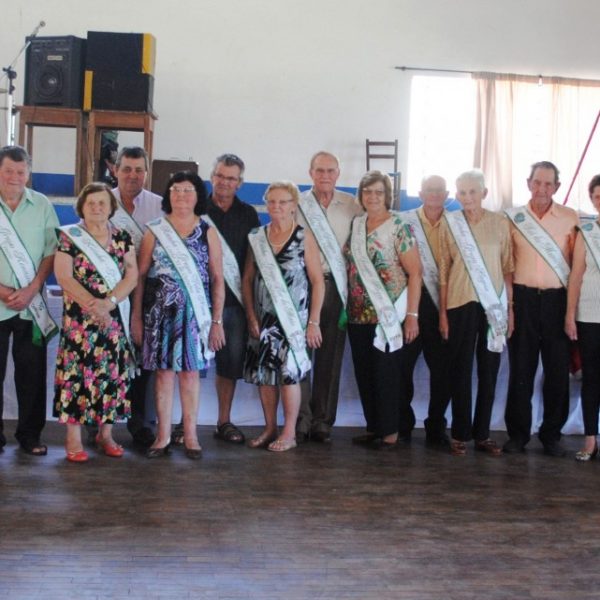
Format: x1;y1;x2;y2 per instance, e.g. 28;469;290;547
439;169;513;456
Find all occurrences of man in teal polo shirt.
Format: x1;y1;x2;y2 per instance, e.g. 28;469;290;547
0;145;59;455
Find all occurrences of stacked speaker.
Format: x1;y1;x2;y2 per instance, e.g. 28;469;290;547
24;36;86;108
84;31;155;112
24;31;156;112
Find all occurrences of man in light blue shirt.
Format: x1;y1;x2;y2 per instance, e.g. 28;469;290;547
0;145;59;456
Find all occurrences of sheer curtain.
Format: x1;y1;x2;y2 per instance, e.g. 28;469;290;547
473;72;600;213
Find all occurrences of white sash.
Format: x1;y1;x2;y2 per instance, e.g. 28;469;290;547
579;220;600;273
248;227;311;377
111;204;144;252
298;192;348;305
148;217;214;361
402;209;440;309
201;215;242;305
445;211;507;353
59;224;134;356
0;206;58;340
350;214;406;352
505;206;570;287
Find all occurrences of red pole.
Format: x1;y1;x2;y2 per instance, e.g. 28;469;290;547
563;109;600;205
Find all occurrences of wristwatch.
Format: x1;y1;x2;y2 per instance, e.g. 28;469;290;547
109;295;118;306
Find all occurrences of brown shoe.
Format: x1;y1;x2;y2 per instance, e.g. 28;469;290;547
450;440;467;456
475;439;502;456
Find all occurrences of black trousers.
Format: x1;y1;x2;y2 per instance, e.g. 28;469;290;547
505;285;569;445
348;323;406;437
576;321;600;436
0;316;47;447
447;302;500;442
298;279;346;435
398;287;450;439
127;368;152;435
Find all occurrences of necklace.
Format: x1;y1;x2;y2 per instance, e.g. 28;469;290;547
268;219;295;249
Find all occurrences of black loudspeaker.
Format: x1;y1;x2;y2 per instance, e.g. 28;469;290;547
24;36;86;107
151;160;199;196
83;31;156;112
86;71;154;112
86;31;156;76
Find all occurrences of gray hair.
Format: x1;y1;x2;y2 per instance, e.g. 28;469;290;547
309;151;340;171
456;169;486;190
213;153;245;178
115;146;149;171
0;145;31;168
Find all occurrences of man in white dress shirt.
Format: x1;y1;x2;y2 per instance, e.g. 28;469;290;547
105;147;163;448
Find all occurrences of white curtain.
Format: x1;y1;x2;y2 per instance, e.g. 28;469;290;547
473;72;600;213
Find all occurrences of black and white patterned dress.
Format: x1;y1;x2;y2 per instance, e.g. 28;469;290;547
244;225;310;385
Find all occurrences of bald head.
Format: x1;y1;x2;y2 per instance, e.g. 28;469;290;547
419;175;448;209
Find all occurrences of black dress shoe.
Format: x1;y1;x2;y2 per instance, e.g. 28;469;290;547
426;434;450;448
502;439;525;454
370;438;398;451
133;427;156;449
543;441;567;457
184;446;202;460
311;431;331;444
352;432;379;446
295;432;309;444
146;443;171;459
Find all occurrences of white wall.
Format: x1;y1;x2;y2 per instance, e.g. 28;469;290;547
2;0;600;186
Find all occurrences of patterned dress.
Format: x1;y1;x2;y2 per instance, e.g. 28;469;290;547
142;219;211;372
54;227;133;425
244;225;310;385
345;213;415;324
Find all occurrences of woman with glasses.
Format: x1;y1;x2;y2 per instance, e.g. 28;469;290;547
131;171;225;459
345;170;422;450
54;182;138;462
242;181;324;452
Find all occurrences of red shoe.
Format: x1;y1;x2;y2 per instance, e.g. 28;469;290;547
96;434;124;458
66;449;89;463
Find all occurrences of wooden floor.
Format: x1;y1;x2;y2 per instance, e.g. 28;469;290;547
1;421;599;599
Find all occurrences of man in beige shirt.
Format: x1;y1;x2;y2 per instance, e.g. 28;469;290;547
503;161;579;457
296;151;362;443
399;175;451;446
439;170;513;456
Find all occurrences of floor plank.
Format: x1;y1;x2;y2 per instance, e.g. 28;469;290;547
1;421;599;599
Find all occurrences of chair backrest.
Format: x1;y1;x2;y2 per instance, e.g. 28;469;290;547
365;139;401;209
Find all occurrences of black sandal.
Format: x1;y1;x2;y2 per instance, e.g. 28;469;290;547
214;421;245;444
172;423;184;446
21;442;48;456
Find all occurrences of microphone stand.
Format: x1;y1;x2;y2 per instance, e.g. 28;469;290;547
2;20;46;145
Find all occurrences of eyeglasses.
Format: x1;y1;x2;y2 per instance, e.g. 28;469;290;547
362;189;385;197
265;198;294;206
170;186;196;195
213;173;240;184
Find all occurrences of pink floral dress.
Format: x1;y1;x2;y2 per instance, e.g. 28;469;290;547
53;227;133;425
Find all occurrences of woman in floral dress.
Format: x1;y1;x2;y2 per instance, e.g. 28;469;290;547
54;182;138;462
345;171;422;450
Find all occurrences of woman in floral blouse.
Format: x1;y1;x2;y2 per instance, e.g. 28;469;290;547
345;171;422;449
54;182;138;462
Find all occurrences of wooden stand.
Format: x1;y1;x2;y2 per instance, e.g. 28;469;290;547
17;106;158;193
86;110;157;185
17;106;88;194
